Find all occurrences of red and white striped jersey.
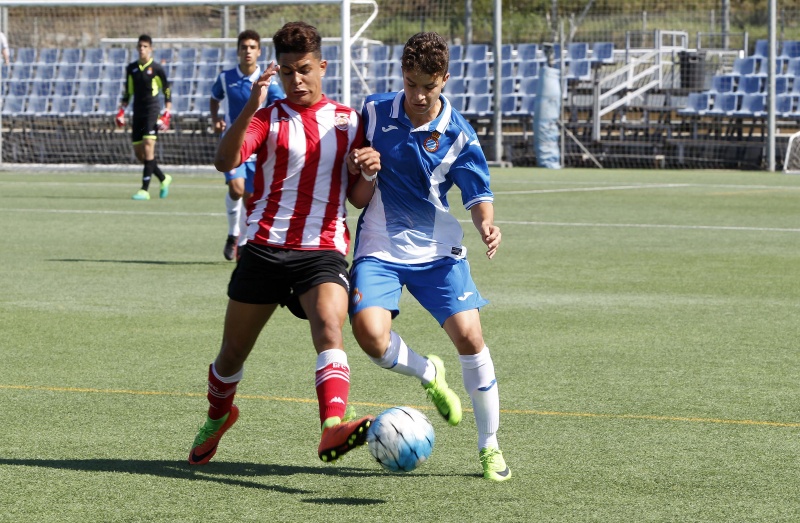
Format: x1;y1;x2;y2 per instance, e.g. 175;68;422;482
241;96;364;255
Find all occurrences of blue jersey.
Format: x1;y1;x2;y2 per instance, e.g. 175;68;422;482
354;91;493;264
210;66;284;128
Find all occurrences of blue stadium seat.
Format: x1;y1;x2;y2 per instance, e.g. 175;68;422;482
515;43;539;63
677;92;711;115
519;76;539;95
369;61;390;79
173;62;196;80
24;95;48;115
448;94;466;112
708;93;740;115
30;80;52;97
707;74;735;94
105;48;128;64
197;63;220;80
34;65;56;81
516;61;540;79
71;95;96;114
195;79;215;97
444;77;467;95
500;44;513;61
101;64;125;81
2;94;26;114
177;47;198;63
733;93;766;117
223;47;237;66
752;39;768;59
82;64;102;81
775;76;789;95
566;59;591;81
171;79;194;98
449;44;463;61
780;57;800;79
448;61;466;79
500;78;516;96
500;61;514;78
465;94;492;116
516;94;537;116
468;61;490;78
591;42;614;65
7;80;29;96
776;94;794;117
13;47;36;64
153;48;174;64
780;41;800;60
97;94;119;114
60;48;82;64
463;44;488;62
730;57;756;77
368;45;391;63
53;80;75;97
171;96;192;114
391;44;404;61
11;63;32;81
82;47;103;64
372;78;391;94
466;78;491;96
50;95;72;114
321;45;339;61
736;75;761;94
56;64;79;81
37;48;59;65
199;47;222;64
500;94;518;115
76;80;98;98
99;80;122;98
567;43;589;62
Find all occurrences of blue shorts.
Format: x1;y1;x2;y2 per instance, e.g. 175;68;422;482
349;256;488;326
224;161;256;194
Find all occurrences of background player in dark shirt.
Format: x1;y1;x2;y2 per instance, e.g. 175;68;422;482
116;34;173;200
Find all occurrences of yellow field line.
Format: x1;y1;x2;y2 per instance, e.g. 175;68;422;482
3;383;798;429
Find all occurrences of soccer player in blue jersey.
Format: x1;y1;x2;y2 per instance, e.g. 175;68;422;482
210;30;285;260
347;31;511;481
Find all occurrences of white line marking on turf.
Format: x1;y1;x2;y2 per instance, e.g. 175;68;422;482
0;208;225;217
462;219;800;233
493;183;691;195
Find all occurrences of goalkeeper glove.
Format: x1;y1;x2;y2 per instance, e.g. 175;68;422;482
115;107;125;127
157;108;171;131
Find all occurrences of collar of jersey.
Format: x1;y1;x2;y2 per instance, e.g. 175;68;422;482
391;91;451;135
236;65;262;82
137;58;153;70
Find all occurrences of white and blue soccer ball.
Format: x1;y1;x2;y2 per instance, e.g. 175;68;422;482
366;406;435;472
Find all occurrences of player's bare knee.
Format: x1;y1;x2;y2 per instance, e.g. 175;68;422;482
352;315;389;354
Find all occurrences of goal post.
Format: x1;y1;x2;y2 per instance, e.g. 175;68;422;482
783;131;800;175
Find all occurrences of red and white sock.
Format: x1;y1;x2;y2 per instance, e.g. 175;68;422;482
207;362;243;421
315;349;350;426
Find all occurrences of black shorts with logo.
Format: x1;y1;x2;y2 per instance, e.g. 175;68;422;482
227;243;350;319
131;111;159;143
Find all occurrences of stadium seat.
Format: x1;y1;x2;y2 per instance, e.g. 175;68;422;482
519;76;539;95
11;63;33;82
153;48;174;64
466;78;491;96
50;95;72;114
321;45;339;61
449;44;463;61
500;61;514;78
82;64;102;81
222;47;237;66
173;62;197;80
567;43;589;62
468;61;490;78
60;48;82;64
516;61;540;79
515;43;539;63
199;47;222;64
448;61;466;79
708;93;740;115
96;94;119;114
104;47;128;64
448;94;466;112
516;94;537;116
369;61;390;79
730;57;756;77
500;44;513;61
707;74;735;94
500;94;518;115
99;80;122;98
71;95;96;114
368;45;391;63
76;80;98;98
82;47;103;64
13;47;36;64
445;77;467;95
53;80;75;97
56;64;79;81
37;48;59;65
171;96;192;114
171;79;194;98
463;44;489;62
465;94;492;116
751;39;768;59
500;77;516;96
321;78;340;97
2;94;26;115
197;63;220;80
775;76;789;95
195;79;214;97
372;78;391;94
780;41;800;60
776;94;794;117
177;47;198;63
34;65;57;81
733;93;766;117
591;42;615;65
24;96;48;115
736;75;761;94
100;64;125;81
677;92;711;115
565;59;591;81
7;79;29;96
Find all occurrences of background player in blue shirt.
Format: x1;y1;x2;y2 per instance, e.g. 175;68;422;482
347;31;511;481
210;30;285;260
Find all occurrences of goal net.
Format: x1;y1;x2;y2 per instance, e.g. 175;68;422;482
784;131;800;174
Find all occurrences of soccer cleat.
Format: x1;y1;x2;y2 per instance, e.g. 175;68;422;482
318;415;374;463
188;404;239;465
480;447;512;481
159;174;172;198
423;354;462;426
223;235;237;261
132;189;150;200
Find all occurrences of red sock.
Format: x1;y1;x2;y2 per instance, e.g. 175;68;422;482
315;362;350;425
207;364;238;420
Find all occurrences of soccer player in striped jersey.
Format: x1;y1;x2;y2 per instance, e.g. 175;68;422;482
346;32;512;481
210;30;285;261
188;22;380;466
117;35;173;201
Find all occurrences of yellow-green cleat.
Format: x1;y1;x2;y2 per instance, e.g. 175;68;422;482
423;354;462;426
132;189;150;200
480;447;512;481
159;174;172;198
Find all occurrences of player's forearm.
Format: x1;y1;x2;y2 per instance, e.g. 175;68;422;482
214;111;255;171
470;202;494;231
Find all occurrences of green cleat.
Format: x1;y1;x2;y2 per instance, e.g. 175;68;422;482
480;447;512;482
132;189;150;200
159;174;172;198
423;354;462;426
188;405;239;465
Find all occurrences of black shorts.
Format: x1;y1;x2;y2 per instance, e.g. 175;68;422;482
131;111;159;144
228;243;350;318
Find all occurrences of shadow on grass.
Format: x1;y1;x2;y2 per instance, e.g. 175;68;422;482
51;258;226;266
0;458;387;502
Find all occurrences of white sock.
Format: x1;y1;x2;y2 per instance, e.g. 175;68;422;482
369;330;435;384
211;361;244;383
237;200;249;247
460;347;500;451
225;193;241;237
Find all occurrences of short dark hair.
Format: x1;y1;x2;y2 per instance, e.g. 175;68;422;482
272;21;321;60
237;29;260;48
138;34;152;46
401;32;449;77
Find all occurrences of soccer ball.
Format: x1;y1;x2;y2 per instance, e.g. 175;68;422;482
366;406;435;472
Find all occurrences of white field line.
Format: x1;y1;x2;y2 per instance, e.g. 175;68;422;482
481;220;800;233
493;183;691;194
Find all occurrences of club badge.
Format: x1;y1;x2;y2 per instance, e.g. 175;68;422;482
424;131;440;152
334;114;350;131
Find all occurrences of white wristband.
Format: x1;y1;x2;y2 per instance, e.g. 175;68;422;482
361;170;377;182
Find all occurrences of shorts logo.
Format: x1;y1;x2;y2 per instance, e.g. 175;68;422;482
351;288;363;305
338;272;350;291
334;114;350;131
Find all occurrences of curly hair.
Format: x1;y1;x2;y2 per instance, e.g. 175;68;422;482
272;21;322;60
401;32;449;77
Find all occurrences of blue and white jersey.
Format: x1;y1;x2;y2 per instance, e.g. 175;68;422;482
354;91;493;264
211;65;285;127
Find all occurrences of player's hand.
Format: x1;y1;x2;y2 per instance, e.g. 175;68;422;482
482;224;501;259
251;62;280;106
213;118;226;134
157;109;171;131
115;108;125;127
348;147;381;180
